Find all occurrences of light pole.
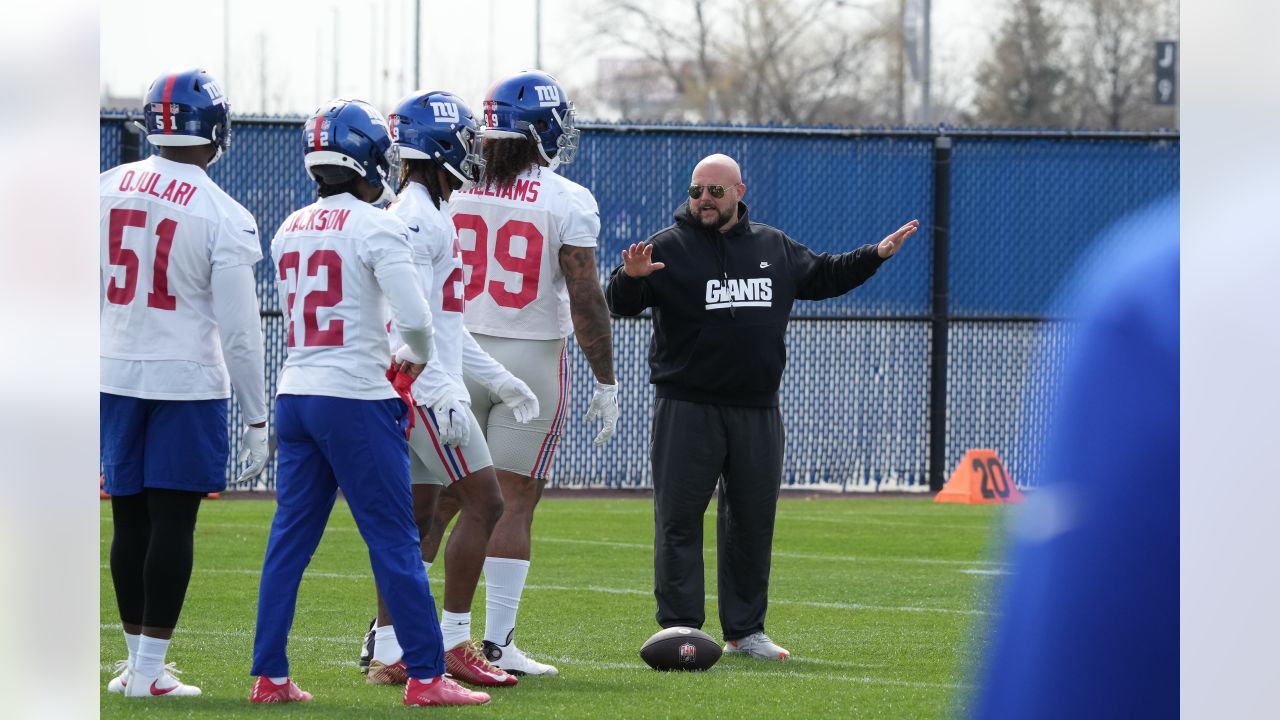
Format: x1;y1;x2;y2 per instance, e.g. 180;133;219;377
921;0;931;125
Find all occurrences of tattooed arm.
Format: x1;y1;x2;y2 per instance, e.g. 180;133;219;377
560;244;616;385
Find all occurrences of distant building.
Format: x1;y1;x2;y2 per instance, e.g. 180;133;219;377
594;58;702;122
101;84;142;113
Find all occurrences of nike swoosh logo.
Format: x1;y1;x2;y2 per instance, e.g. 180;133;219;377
759;262;771;268
408;225;420;232
243;228;257;235
151;681;175;696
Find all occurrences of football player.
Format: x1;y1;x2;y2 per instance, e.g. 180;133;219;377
247;98;487;707
361;90;538;689
435;70;619;676
101;68;269;698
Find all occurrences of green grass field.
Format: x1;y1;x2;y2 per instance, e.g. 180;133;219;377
100;496;1008;718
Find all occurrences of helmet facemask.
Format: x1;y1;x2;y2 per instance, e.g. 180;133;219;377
373;142;400;207
442;125;485;191
533;104;578;170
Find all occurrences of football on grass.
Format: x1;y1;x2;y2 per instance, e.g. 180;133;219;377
639;626;722;671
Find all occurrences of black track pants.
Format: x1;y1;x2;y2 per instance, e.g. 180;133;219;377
650;397;784;641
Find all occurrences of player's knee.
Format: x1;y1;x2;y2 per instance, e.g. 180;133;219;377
413;503;437;535
474;492;505;530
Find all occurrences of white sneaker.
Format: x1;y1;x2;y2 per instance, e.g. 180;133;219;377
123;663;202;697
724;632;791;660
482;640;559;676
106;660;130;693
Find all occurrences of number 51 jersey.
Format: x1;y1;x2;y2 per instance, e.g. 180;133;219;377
448;167;600;341
100;155;261;398
270;193;418;400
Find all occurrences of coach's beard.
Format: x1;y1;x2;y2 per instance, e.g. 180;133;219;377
697;203;733;230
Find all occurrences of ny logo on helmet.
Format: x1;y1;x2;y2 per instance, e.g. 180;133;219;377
430;101;460;124
202;80;226;105
534;85;560;107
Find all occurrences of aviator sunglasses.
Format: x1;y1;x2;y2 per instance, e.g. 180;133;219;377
688;184;733;200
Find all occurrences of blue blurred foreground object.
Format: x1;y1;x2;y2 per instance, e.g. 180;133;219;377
973;196;1179;720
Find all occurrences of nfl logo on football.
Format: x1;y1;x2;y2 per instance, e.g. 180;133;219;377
679;642;696;665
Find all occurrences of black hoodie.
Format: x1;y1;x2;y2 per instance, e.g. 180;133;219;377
606;200;887;407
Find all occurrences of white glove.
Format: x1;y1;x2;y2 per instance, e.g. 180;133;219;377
496;375;540;424
394;343;427;365
431;395;470;448
236;424;270;484
585;381;620;447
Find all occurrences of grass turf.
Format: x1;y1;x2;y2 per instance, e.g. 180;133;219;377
100;496;1008;718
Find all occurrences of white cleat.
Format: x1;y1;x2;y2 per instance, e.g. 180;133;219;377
482;640;559;676
123;663;202;697
106;660;130;693
724;631;791;660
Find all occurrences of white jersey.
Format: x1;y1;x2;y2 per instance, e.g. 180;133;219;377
100;155;261;401
389;185;468;406
449;166;600;340
271;193;422;400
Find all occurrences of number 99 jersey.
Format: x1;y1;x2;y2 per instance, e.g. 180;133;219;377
448;167;600;340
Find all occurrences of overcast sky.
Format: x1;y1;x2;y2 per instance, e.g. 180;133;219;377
98;0;1059;120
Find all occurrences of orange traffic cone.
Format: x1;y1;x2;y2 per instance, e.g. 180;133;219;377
935;449;1024;504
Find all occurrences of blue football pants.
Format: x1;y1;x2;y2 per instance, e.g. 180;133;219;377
250;394;445;679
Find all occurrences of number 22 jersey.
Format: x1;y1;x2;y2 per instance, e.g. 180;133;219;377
448;166;600;341
270;193;428;400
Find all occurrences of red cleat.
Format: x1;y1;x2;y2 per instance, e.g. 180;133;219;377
445;640;519;687
404;675;491;706
250;676;313;703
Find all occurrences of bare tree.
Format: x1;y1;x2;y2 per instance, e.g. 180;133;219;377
585;0;888;125
1062;0;1178;130
968;0;1075;128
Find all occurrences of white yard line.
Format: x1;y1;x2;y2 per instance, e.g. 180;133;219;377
100;520;1006;567
98;565;988;616
537;655;968;690
537;536;1007;567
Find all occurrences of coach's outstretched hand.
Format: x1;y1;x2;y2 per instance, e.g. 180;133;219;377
621;242;665;278
877;219;920;259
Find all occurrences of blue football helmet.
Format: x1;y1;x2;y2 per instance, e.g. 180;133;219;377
143;68;230;164
482;70;579;168
303;98;399;206
390;91;485;191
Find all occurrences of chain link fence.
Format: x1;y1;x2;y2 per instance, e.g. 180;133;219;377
100;114;1179;492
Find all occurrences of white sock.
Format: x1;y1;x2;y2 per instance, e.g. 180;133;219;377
440;611;472;651
134;635;170;677
123;631;140;668
268;676;288;685
373;623;403;664
483;557;530;646
423;560;432;575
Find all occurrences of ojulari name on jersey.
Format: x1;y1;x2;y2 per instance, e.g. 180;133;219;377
465;178;541;203
115;169;198;207
282;207;353;233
